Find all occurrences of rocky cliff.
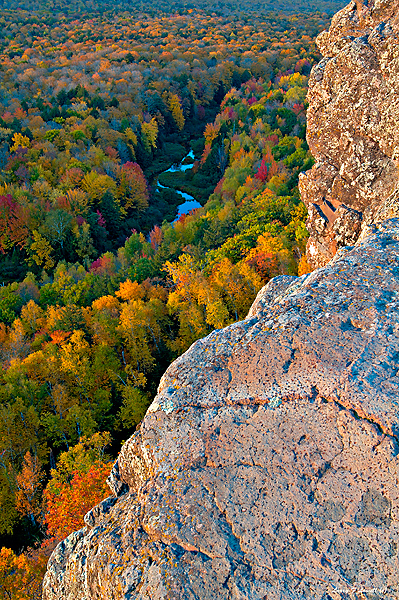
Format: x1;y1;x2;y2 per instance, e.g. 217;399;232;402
299;0;399;268
42;2;399;598
43;218;399;599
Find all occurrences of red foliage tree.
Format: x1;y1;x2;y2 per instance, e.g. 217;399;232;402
118;162;149;214
255;158;269;182
149;225;163;251
89;255;114;275
0;194;30;253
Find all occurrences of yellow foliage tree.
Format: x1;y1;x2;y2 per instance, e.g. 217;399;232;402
210;258;262;321
29;231;54;270
20;301;45;336
115;279;145;302
204;122;221;145
10;133;30;153
81;172;117;202
166;93;185;131
141;118;158;150
90;296;121;345
125;128;137;146
118;301;156;375
66;189;90;217
164;254;226;344
91;295;120;313
73;222;95;262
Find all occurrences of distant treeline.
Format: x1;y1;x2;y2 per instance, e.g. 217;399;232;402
0;0;348;15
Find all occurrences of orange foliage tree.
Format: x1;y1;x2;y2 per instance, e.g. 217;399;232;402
43;462;112;543
0;547;45;600
43;433;113;543
15;451;44;528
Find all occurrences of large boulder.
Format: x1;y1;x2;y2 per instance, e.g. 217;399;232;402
43;219;399;600
299;0;399;268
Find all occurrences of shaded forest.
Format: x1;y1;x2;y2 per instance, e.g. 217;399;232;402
0;1;347;597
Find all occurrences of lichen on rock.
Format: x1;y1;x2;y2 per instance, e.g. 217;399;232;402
43;219;399;600
300;0;399;268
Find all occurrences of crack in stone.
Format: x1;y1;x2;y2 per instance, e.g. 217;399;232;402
328;393;399;444
200;479;246;555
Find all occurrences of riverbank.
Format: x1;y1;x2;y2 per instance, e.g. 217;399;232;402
156;149;202;221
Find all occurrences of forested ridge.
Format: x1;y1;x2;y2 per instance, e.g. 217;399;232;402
0;0;346;15
0;1;347;596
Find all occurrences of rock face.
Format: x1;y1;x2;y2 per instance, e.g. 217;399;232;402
43;219;399;600
299;0;399;268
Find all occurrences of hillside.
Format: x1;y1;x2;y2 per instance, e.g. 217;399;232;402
41;0;399;598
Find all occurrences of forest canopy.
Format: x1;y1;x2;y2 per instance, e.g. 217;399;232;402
0;0;347;15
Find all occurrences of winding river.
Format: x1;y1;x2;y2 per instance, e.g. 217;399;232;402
156;149;202;222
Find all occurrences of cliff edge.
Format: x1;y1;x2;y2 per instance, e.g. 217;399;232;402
42;2;399;598
299;0;399;268
43;218;399;599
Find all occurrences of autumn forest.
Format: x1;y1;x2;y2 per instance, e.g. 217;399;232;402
0;0;345;596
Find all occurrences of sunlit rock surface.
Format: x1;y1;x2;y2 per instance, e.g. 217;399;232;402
300;0;399;268
43;218;399;600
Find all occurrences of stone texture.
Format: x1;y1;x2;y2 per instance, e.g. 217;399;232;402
43;219;399;600
299;0;399;268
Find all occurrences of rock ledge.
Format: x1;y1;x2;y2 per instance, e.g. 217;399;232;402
43;219;399;600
